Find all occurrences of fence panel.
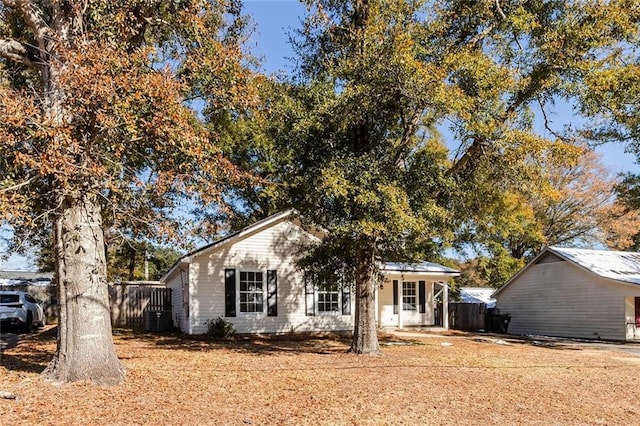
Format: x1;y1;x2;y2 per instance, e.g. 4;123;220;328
449;302;487;331
109;285;171;328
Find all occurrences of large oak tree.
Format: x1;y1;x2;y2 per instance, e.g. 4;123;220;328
228;0;639;354
0;0;253;385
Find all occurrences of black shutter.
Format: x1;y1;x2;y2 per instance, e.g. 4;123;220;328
393;280;399;314
224;268;236;317
419;281;426;313
342;287;351;315
267;270;278;317
305;275;315;316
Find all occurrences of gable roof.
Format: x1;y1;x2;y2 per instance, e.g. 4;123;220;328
160;210;296;282
494;246;640;297
549;247;640;285
160;210;461;283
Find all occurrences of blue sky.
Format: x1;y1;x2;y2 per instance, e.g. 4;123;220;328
243;0;638;173
1;1;637;270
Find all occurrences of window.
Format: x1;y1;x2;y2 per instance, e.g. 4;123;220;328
305;275;351;316
0;294;19;304
402;282;417;311
239;271;264;313
317;283;340;312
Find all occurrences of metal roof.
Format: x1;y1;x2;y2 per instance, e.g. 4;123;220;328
383;261;459;275
549;246;640;286
459;287;496;308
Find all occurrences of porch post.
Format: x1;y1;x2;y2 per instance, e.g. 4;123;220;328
397;280;403;329
442;281;449;330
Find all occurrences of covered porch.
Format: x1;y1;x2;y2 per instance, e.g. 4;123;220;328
376;262;460;329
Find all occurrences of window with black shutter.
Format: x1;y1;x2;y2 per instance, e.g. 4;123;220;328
393;280;398;314
305;276;315;316
419;281;426;314
267;270;278;317
224;268;236;317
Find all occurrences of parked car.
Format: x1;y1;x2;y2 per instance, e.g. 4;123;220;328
0;291;46;332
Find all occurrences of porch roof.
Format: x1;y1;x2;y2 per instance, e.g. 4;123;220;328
383;261;459;276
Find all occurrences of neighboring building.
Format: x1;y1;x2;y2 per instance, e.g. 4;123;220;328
494;246;640;341
160;210;459;335
0;270;53;287
458;287;496;308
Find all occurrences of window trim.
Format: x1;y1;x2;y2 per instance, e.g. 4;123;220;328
305;274;352;316
402;281;418;312
238;269;265;314
316;282;340;313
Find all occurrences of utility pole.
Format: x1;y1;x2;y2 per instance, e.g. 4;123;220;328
144;247;149;281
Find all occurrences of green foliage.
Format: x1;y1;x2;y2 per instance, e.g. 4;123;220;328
205;317;236;338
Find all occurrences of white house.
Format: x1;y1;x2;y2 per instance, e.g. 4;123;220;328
160;210;459;334
494;246;640;341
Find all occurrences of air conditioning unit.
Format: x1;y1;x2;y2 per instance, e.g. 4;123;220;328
144;310;172;332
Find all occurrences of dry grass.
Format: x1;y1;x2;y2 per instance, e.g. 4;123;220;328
2;327;640;425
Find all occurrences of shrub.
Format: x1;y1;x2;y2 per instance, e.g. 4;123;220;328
205;317;236;338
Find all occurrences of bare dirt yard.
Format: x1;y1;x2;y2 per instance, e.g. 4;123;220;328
1;327;639;425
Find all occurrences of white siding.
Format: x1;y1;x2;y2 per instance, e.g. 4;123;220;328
187;218;355;334
378;276;437;327
164;265;188;332
496;259;640;341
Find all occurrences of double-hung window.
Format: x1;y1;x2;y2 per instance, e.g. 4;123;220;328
239;271;264;313
317;283;340;312
402;281;417;312
305;274;351;316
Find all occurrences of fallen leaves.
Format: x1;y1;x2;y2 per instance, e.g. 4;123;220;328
1;328;640;425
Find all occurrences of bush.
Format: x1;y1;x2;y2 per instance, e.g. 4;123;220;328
205;317;236;338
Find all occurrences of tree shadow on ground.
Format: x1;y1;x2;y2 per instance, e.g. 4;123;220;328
114;328;423;356
0;326;56;374
469;334;596;351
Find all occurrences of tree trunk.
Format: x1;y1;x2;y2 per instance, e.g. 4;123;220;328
349;242;380;354
42;193;126;386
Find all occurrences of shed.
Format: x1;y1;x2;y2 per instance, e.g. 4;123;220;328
493;246;640;341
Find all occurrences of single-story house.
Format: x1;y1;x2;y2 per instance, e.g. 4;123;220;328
493;246;640;341
160;210;459;334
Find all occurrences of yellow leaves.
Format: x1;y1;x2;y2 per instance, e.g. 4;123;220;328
601;204;640;250
319;163;350;199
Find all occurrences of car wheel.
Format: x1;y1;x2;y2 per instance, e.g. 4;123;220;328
21;312;33;333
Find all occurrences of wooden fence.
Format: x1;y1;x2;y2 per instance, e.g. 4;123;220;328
448;302;487;331
109;285;172;328
1;283;171;329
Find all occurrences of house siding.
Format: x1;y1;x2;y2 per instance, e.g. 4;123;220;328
378;276;437;327
164;266;188;332
186;218;354;334
496;258;640;341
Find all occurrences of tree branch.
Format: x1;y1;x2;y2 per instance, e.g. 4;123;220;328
495;0;507;20
0;175;36;193
0;38;35;67
4;0;51;46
